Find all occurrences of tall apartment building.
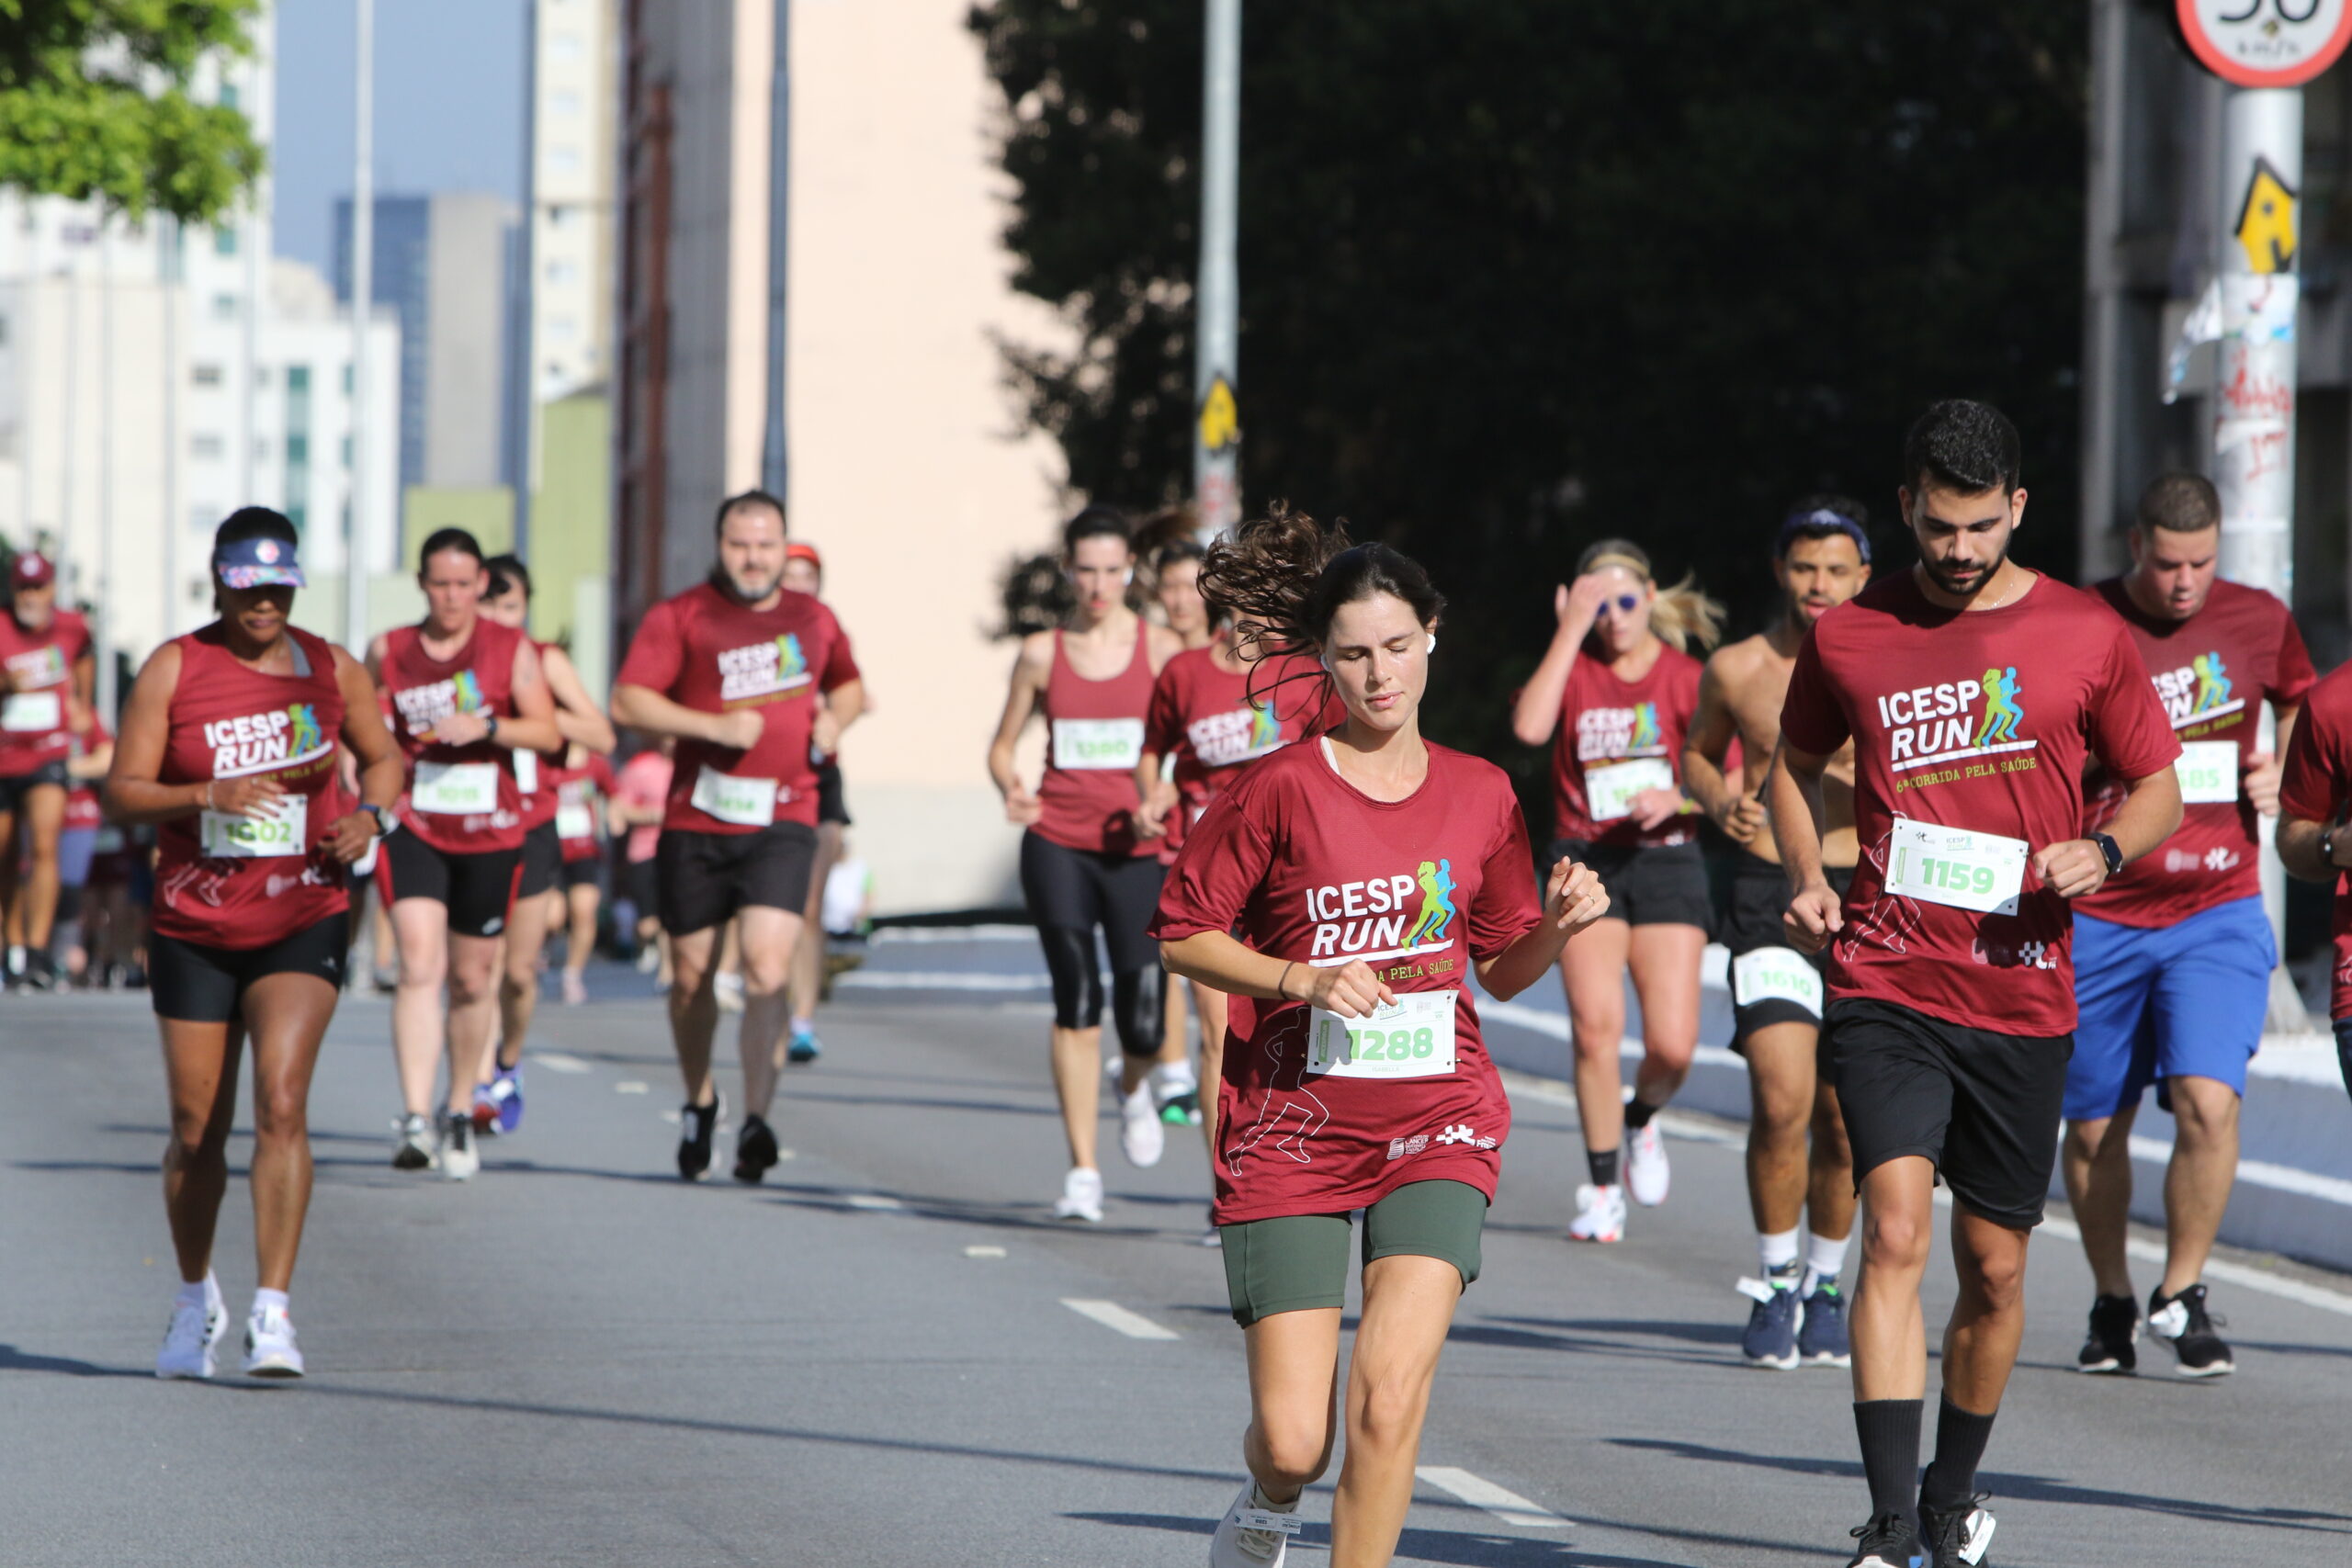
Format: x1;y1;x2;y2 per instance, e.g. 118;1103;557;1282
617;0;1074;914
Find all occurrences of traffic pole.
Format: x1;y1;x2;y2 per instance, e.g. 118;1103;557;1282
1192;0;1240;541
348;0;375;651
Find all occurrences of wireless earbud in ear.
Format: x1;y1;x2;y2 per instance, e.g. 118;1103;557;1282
1425;634;1437;655
1121;568;1135;585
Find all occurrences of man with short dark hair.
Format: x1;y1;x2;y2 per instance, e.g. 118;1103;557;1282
2061;471;2312;1382
1772;400;2183;1567
1684;497;1871;1371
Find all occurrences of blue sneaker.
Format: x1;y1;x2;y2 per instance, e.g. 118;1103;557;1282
1737;1274;1802;1370
1799;1276;1852;1366
786;1025;821;1065
472;1065;525;1136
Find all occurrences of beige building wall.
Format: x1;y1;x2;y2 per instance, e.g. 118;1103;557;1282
786;0;1069;915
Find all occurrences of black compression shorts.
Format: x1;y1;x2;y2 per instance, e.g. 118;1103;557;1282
1019;831;1166;1038
151;913;350;1022
379;830;524;940
656;821;819;936
560;854;600;892
1547;838;1712;932
1825;997;2072;1230
816;760;851;827
0;757;70;816
516;820;562;899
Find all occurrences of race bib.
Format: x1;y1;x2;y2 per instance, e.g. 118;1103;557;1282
199;795;308;858
1731;946;1823;1018
1052;717;1145;772
2174;740;2240;805
513;750;539;795
1883;818;2027;916
2;691;61;733
1306;988;1458;1079
412;761;501;816
1585;757;1676;823
690;763;777;827
556;802;595;840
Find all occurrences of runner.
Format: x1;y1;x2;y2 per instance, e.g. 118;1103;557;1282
610;490;865;1182
985;505;1182;1223
2280;665;2352;1108
1147;535;1216;1121
1150;507;1609;1568
368;529;563;1179
56;711;112;985
1770;400;2181;1567
1683;499;1871;1369
108;507;404;1379
0;551;95;990
474;555;617;1133
781;540;851;1065
2062;473;2312;1382
1510;538;1721;1242
611;739;673;983
550;745;616;1006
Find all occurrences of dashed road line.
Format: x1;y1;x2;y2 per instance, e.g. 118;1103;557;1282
531;1053;593;1074
1059;1298;1180;1340
615;1081;650;1095
845;1193;904;1212
964;1245;1007;1258
1415;1466;1570;1529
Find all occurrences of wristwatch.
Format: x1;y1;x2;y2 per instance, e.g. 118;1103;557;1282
362;803;397;839
2090;831;2123;878
483;713;500;743
2325;820;2344;869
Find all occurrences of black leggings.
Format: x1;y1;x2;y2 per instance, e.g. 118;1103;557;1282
1020;832;1167;1055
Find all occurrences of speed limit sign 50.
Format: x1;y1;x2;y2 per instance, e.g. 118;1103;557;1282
2179;0;2352;86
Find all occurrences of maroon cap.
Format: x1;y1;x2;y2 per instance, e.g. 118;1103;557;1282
11;553;52;589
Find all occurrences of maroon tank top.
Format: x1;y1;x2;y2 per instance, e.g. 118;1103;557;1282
379;617;527;853
153;624;350;950
511;637;560;831
1034;624;1155;857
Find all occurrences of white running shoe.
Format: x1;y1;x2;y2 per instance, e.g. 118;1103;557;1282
391;1111;436;1170
439;1111;480;1182
1118;1078;1167;1168
242;1305;305;1378
1626;1121;1670;1206
154;1295;225;1380
1054;1166;1105;1224
714;971;746;1013
1208;1482;1302;1566
1567;1182;1627;1243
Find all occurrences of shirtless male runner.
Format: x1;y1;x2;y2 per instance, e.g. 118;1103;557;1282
1683;499;1871;1371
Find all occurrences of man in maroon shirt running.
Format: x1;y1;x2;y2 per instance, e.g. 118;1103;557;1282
1770;401;2181;1568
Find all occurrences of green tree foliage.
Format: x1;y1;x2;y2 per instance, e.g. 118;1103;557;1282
0;0;264;224
970;1;2088;773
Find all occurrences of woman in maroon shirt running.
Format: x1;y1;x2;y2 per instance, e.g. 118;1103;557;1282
986;507;1184;1224
1154;508;1608;1568
108;508;404;1379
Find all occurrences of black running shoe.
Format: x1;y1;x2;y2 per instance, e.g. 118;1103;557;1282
2148;1282;2233;1377
2075;1292;2138;1374
1918;1493;1996;1567
732;1113;780;1184
677;1097;721;1181
1845;1509;1924;1568
20;949;58;992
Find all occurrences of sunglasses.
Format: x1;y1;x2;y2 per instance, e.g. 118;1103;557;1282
1600;593;1644;615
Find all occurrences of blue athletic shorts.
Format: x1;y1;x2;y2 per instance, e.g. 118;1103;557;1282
2065;896;2274;1121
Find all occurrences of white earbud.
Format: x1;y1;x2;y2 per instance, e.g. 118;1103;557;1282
1121;567;1134;585
1425;634;1437;654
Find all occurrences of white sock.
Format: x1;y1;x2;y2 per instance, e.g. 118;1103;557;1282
1758;1227;1801;1280
176;1273;220;1310
1803;1230;1852;1294
252;1287;289;1319
1151;1060;1197;1093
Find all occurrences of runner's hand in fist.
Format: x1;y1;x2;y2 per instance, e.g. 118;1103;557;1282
1784;881;1843;954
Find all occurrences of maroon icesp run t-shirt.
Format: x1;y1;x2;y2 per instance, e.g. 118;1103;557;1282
1549;645;1702;848
1148;739;1542;1224
2077;578;2313;928
1142;648;1330;860
1779;571;2179;1038
2278;663;2352;1020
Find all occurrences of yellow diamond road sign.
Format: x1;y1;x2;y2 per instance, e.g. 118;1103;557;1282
2235;157;2298;276
1199;374;1238;455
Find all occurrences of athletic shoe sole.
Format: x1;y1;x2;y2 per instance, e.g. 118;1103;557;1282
2075;1356;2134;1375
243;1354;305;1379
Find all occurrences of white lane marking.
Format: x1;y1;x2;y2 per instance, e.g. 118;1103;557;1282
1496;1067;1745;1151
1414;1466;1571;1529
615;1081;650;1095
964;1245;1007;1258
835;971;1052;991
532;1052;593;1074
2126;1133;2352;1206
872;924;1035;944
1059;1298;1181;1340
1479;998;1744;1070
845;1193;904;1212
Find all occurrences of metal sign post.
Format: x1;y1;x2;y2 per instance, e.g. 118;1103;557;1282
1192;0;1240;541
348;0;376;651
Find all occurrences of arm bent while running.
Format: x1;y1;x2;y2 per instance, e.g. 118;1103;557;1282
540;643;619;755
2032;766;2181;899
1769;739;1841;953
1684;649;1767;845
104;643;212;826
329;646;406;863
983;633;1054;826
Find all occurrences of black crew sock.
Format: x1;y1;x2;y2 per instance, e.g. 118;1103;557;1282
1919;1394;1996;1509
1587;1148;1621;1187
1623;1096;1660;1131
1853;1400;1922;1520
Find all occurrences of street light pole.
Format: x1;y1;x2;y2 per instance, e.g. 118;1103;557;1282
348;0;375;650
1191;0;1240;541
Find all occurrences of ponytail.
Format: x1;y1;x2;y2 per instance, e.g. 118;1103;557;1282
1576;537;1724;654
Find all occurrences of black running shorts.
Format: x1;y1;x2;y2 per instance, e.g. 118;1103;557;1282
151;913;350;1023
656;821;819;936
0;757;70;816
516;819;562;899
379;829;524;940
1547;839;1712;932
816;760;851;827
1825;998;2072;1230
1719;852;1854;1050
560;854;600;892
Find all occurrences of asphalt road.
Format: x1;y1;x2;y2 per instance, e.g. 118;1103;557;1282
5;949;2352;1566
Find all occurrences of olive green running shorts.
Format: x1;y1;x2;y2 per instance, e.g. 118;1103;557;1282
1218;1179;1488;1326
